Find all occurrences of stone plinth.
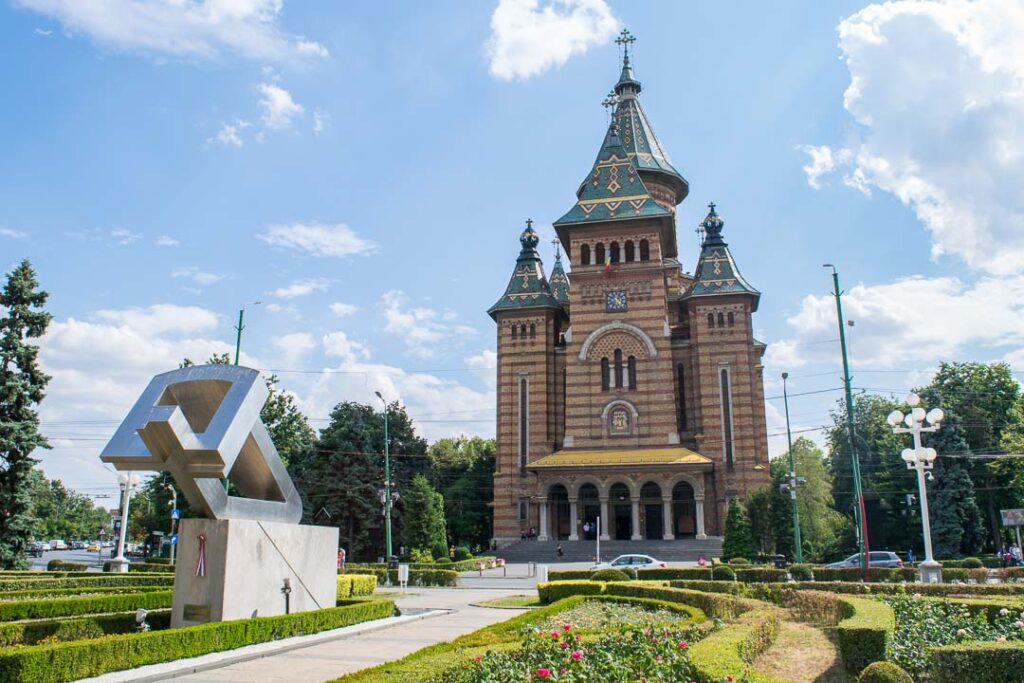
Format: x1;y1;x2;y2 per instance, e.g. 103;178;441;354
171;518;338;628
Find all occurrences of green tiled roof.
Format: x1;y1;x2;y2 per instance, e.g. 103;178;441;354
549;251;570;306
613;62;686;194
488;223;563;319
682;204;760;305
553;122;671;227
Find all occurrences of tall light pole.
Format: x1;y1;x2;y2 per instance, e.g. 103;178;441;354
165;482;178;567
111;474;141;573
823;264;868;574
887;394;944;583
374;391;393;564
781;372;804;563
233;301;263;365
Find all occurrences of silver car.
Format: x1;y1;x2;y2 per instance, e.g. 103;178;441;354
591;554;668;571
827;551;904;568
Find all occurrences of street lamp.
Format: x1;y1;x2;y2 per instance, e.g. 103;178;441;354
111;474;141;573
780;372;804;563
374;391;393;567
165;482;178;567
233;301;263;365
886;393;944;583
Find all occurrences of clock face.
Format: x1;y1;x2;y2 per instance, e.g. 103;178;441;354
606;290;627;311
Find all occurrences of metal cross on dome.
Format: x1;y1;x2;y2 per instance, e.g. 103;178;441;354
615;28;636;56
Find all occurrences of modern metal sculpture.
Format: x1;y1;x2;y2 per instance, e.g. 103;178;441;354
100;364;301;523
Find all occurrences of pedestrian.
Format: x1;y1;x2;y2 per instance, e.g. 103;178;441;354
1012;544;1022;566
1002;546;1011;568
556;543;564;560
907;548;914;564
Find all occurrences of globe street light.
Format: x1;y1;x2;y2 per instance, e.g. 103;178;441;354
887;393;944;583
111;473;141;573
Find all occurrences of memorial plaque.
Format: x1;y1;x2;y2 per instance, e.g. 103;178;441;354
182;603;211;623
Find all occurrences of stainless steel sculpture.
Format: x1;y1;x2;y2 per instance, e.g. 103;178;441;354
101;365;302;523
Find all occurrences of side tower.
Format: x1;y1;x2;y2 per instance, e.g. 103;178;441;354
489;222;566;545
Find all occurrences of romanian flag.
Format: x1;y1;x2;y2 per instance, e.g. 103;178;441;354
604;253;612;276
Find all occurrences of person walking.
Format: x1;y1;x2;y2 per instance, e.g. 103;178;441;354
907;548;914;564
1012;543;1022;566
556;543;564;560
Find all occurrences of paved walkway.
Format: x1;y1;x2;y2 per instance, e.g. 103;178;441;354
157;588;527;683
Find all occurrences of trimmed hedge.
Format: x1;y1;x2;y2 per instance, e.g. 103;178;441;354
835;595;895;675
811;567;904;583
45;560;88;572
734;568;788;583
604;582;765;621
590;568;630;582
688;608;782;683
0;591;173;622
0;610;172;647
344;557;495;573
0;585;170;601
0;599;394;683
128;563;175;573
0;575;174;592
713;565;736;581
336;574;377;598
635;567;714;581
789;564;814;581
667;579;745;595
336;567;458;587
858;661;913;683
537;580;606;604
929;641;1024;683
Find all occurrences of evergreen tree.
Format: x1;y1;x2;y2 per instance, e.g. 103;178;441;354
427;436;495;549
721;498;755;561
746;486;774;556
0;260;52;569
930;460;985;559
402;474;447;557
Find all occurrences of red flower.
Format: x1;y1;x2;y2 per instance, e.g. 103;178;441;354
473;656;481;663
571;650;583;660
574;634;582;641
559;641;569;648
550;631;560;638
678;641;689;649
536;668;551;678
563;624;573;631
724;677;734;682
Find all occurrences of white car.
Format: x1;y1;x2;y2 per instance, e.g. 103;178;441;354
591;554;667;571
49;540;68;551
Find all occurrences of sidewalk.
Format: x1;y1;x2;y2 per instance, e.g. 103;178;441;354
137;588;527;683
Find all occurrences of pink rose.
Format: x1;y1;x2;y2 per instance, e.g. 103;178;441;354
536;668;551;678
571;650;583;660
550;630;560;638
678;640;689;648
559;641;569;648
563;624;573;631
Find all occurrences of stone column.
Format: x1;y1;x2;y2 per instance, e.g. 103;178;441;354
662;496;675;540
634;243;641;261
538;497;549;541
630;497;642;540
695;496;707;539
568;498;579;541
599;496;611;541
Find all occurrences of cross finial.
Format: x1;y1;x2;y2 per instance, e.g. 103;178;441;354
526;218;533;230
615;28;636;63
551;238;561;260
708;201;716;214
602;91;618;110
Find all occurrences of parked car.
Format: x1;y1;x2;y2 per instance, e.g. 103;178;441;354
591;554;668;571
49;540;68;551
70;540;86;550
29;542;44;558
827;551;903;568
86;542;101;552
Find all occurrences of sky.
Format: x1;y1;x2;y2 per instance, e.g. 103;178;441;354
2;0;1022;503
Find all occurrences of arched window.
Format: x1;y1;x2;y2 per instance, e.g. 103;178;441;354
639;239;650;261
720;367;734;468
609;241;620;263
529;323;536;338
624;240;635;262
717;312;725;327
595;242;605;265
601;358;610;392
707;313;714;328
727;312;735;326
613;349;623;390
520;323;527;338
580;243;590;265
627;355;637;390
511;324;517;340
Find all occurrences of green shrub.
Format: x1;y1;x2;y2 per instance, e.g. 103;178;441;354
787;580;1024;597
634;567;713;581
960;557;984;569
667;579;744;595
758;588;844;625
45;560;87;572
409;548;433;564
858;661;913;683
337;575;377;598
0;575;173;592
335;567;457;587
536;581;605;604
0;586;169;601
0;610;172;647
434;558;453;565
734;568;787;583
713;565;736;581
589;568;630;582
146;557;171;565
0;591;173;622
453;546;472;562
546;570;592;581
0;600;394;683
811;567;903;583
929;641;1024;683
728;557;751;565
835;596;895;675
789;564;814;581
689;608;782;683
127;563;175;573
603;582;762;620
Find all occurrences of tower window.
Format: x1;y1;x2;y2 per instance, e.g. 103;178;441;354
627;355;637;390
518;376;529;472
595;242;605;265
728;311;735;326
676;363;688;431
529;323;536;338
717;312;725;327
580;243;590;265
511;325;517;339
639;239;650;261
610;241;620;263
601;358;610;392
520;323;527;338
707;313;714;328
613;349;623;390
624;240;635;262
720;367;734;469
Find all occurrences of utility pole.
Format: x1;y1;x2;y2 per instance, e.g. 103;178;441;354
374;392;393;565
781;373;803;563
165;482;178;567
233;301;263;365
824;264;868;575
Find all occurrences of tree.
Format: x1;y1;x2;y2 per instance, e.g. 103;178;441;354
780;437;849;563
0;260;52;568
402;474;447;557
427;436;495;549
930;459;985;559
721;498;755;561
746;486;775;556
28;471;110;542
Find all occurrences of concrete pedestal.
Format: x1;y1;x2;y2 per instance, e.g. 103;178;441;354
171;518;338;627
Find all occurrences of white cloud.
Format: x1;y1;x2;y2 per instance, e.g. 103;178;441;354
171;266;225;287
329;302;357;317
803;0;1024;275
209;120;250;147
94;304;220;336
322;330;370;364
110;228;141;245
13;0;328;64
268;277;330;299
765;275;1024;370
155;235;180;247
381;290;478;359
271;331;315;366
0;227;28;239
258;82;303;130
487;0;619;80
32;27;51;36
465;350;498;390
313;109;329;135
258;222;375;258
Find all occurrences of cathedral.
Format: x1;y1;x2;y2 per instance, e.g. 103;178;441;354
489;36;770;547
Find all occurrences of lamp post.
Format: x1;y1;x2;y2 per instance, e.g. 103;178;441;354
374;391;393;565
781;372;804;563
165;483;178;567
233;301;263;365
111;474;141;573
886;394;944;583
823;264;868;575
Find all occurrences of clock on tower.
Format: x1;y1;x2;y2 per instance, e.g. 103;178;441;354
606;290;627;311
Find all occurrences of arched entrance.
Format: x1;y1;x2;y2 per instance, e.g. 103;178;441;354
640;482;663;540
672;481;697;538
609;482;632;540
579;484;600;540
549;484;570;540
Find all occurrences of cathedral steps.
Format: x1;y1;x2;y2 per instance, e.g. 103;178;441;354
494;538;723;563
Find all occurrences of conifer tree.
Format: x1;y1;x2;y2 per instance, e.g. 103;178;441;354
0;260;51;569
402;474;448;558
722;498;755;561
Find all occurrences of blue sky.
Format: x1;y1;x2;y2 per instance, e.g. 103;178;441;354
2;0;1022;502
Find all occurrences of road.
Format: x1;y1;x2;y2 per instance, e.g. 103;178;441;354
28;548;121;571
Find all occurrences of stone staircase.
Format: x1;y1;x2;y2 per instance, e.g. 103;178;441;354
495;538;723;563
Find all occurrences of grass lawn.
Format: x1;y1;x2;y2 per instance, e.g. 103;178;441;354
754;620;853;683
475;595;542;609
